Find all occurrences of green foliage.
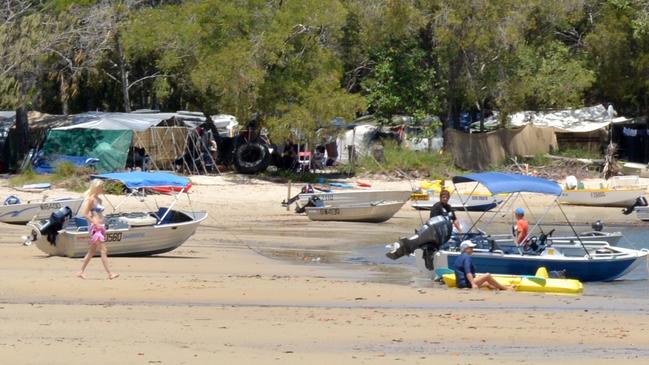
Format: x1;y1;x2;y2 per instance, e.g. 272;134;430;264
503;42;594;112
363;38;441;123
356;141;462;179
4;0;649;168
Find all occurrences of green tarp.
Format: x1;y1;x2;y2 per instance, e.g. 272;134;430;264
42;129;133;172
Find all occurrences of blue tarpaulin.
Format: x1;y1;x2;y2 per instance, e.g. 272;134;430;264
452;172;562;196
92;172;190;189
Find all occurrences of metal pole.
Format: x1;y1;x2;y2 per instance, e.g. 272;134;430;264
158;185;187;224
556;202;592;259
286;181;292;211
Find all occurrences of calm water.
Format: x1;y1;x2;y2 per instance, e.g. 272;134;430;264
345;224;649;299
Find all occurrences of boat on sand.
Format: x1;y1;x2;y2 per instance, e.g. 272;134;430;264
24;172;207;258
305;201;405;223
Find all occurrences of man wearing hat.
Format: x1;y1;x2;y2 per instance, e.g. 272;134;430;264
453;240;511;290
514;207;529;247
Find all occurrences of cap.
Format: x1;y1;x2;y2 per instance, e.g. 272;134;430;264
515;207;525;215
460;240;477;252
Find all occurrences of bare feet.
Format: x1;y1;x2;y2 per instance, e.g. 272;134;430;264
76;272;86;279
109;273;120;280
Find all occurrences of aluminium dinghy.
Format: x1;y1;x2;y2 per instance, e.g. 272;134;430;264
24;172;207;257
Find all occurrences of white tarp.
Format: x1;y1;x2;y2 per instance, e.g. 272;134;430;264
54;111;238;134
336;124;377;163
477;104;631;133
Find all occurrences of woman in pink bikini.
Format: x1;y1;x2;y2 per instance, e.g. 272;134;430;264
76;179;119;280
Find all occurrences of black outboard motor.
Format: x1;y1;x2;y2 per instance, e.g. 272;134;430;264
39;206;73;245
386;216;453;262
591;220;604;232
622;196;648;215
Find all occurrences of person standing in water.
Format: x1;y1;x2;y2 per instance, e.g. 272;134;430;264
76;179;119;280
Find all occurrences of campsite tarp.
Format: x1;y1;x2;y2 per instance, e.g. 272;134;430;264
41;112;237;173
475;104;631;132
43;112;173;172
42;129;133;172
445;124;558;171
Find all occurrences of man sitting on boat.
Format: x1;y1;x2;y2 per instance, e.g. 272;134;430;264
454;240;512;290
385;190;456;260
514;207;529;247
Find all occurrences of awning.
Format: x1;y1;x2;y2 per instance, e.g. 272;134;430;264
92;172;190;189
452;172;562;196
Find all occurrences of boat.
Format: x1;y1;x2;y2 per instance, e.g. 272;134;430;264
305;201;405;223
0;196;83;224
559;175;647;207
413;172;649;282
294;189;412;208
484;229;623;246
24;172;207;258
439;267;583;294
411;193;502;212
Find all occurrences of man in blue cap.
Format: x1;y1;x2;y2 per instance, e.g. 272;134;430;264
514;207;528;246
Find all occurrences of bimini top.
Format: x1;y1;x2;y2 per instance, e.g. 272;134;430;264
92;172;190;189
452;172;562;196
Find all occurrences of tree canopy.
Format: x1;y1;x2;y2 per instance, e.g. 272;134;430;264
1;0;648;136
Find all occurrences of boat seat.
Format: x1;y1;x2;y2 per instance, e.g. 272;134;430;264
118;213;157;227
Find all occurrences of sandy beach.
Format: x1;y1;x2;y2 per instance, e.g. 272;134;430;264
1;175;649;364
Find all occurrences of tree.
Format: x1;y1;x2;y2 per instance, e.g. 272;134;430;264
362;38;440;123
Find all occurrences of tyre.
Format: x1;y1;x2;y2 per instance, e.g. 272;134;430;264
233;142;271;174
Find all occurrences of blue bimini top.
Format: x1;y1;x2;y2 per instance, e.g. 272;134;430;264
92;172;190;189
452;172;562;196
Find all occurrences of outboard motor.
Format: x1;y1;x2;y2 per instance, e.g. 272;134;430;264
3;195;21;205
39;206;73;245
591;220;604;232
281;184;316;207
386;215;453;263
295;195;323;213
622;196;648;215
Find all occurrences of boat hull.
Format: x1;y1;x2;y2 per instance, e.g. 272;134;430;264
430;249;648;282
298;190;411;207
412;194;501;212
305;201;404;223
559;189;645;207
0;198;83;224
29;210;207;258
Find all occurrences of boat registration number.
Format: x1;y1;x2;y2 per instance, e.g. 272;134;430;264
319;208;340;215
318;194;334;201
590;192;606;199
105;232;123;242
40;202;61;210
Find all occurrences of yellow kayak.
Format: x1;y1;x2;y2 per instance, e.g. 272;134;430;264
441;267;583;294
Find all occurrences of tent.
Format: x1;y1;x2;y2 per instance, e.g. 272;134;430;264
40;112;237;173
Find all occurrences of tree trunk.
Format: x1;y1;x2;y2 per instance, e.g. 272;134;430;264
59;74;69;115
115;33;131;112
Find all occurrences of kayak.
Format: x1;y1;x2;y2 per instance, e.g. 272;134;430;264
440;267;583;294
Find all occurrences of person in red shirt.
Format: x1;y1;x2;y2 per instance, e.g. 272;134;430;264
514;207;529;246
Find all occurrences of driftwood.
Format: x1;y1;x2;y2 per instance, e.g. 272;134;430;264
522;154;604;166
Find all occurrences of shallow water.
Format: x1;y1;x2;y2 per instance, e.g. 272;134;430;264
343;224;649;299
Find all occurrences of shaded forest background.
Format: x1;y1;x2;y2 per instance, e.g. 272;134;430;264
2;0;649;140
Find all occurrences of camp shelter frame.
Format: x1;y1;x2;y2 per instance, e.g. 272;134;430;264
450;172;591;258
46;112;222;174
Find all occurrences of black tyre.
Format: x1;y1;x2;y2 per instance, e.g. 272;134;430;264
233;142;271;174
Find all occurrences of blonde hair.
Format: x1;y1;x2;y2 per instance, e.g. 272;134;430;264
84;179;104;199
